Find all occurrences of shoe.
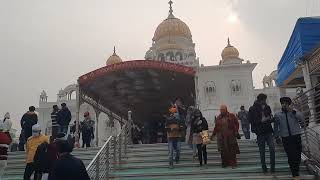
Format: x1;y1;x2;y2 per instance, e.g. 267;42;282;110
192;155;197;162
262;166;268;174
169;162;173;169
293;176;300;180
270;169;275;175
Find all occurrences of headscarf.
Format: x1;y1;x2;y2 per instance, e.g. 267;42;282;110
4;112;10;119
220;105;228;116
32;124;41;137
169;107;177;114
3;112;10;122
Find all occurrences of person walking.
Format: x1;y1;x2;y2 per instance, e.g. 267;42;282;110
274;97;303;180
21;106;38;143
185;106;197;161
191;109;209;167
50;105;60;140
248;93;275;174
57;103;71;134
80;112;94;148
237;106;250;139
23;124;49;180
48;139;90;180
165;106;183;168
0;123;12;180
212;105;240;168
2;113;12;134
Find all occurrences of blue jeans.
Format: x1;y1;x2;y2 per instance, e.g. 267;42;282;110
242;124;250;139
168;139;181;164
59;125;68;134
257;133;275;172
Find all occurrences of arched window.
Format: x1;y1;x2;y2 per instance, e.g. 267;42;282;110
175;52;183;61
158;53;165;61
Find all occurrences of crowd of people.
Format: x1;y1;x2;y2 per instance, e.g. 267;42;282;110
0;102;94;180
161;94;304;180
0;93;306;180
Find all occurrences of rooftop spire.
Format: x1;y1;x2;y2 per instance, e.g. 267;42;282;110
227;37;231;46
113;46;116;55
168;0;175;18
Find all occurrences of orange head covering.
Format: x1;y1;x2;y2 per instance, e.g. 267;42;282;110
220;105;228;114
169;107;177;114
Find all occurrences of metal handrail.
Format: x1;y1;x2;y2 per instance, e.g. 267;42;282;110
86;136;113;170
293;83;320;173
86;122;132;180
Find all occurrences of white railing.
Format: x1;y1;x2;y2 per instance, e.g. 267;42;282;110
293;83;320;175
86;122;131;180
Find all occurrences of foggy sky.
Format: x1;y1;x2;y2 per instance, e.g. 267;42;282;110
0;0;319;130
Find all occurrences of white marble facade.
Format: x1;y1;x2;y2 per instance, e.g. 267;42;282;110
37;1;298;143
36;85;121;146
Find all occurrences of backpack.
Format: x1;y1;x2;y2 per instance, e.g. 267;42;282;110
33;142;50;173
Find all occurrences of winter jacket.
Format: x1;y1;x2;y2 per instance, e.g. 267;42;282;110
237;110;249;125
81;119;94;140
191;110;208;134
165;114;183;139
48;153;90;180
57;108;72;126
51;111;59;127
0;132;11;160
21;112;38;139
248;101;274;136
26;134;49;163
274;110;303;137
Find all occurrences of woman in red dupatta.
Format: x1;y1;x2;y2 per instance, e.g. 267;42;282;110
212;105;240;168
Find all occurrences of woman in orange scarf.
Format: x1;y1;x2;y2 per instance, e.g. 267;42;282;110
212;105;240;168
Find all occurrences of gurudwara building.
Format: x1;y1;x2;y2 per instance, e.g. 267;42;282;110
36;1;295;145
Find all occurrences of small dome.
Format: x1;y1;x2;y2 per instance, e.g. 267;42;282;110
152;1;192;42
221;38;239;60
106;47;122;66
145;48;154;60
58;89;64;95
40;90;47;96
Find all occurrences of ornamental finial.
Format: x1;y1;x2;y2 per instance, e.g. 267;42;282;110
169;0;173;16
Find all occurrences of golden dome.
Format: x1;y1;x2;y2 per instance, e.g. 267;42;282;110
153;1;192;41
106;47;122;66
221;38;239;60
153;17;192;41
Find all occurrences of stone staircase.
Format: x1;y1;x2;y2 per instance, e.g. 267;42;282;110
111;140;315;180
3;147;100;180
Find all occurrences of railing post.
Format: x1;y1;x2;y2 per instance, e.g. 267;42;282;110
113;136;117;167
124;126;127;158
118;132;122;166
95;153;100;180
106;143;110;180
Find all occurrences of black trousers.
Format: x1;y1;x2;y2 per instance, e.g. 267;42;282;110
23;163;41;180
82;137;91;148
197;144;207;166
282;135;302;177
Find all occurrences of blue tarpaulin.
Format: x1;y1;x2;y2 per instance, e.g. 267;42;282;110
276;17;320;86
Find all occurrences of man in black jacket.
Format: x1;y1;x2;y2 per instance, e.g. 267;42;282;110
48;140;90;180
57;103;72;134
20;106;38;141
248;94;275;174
